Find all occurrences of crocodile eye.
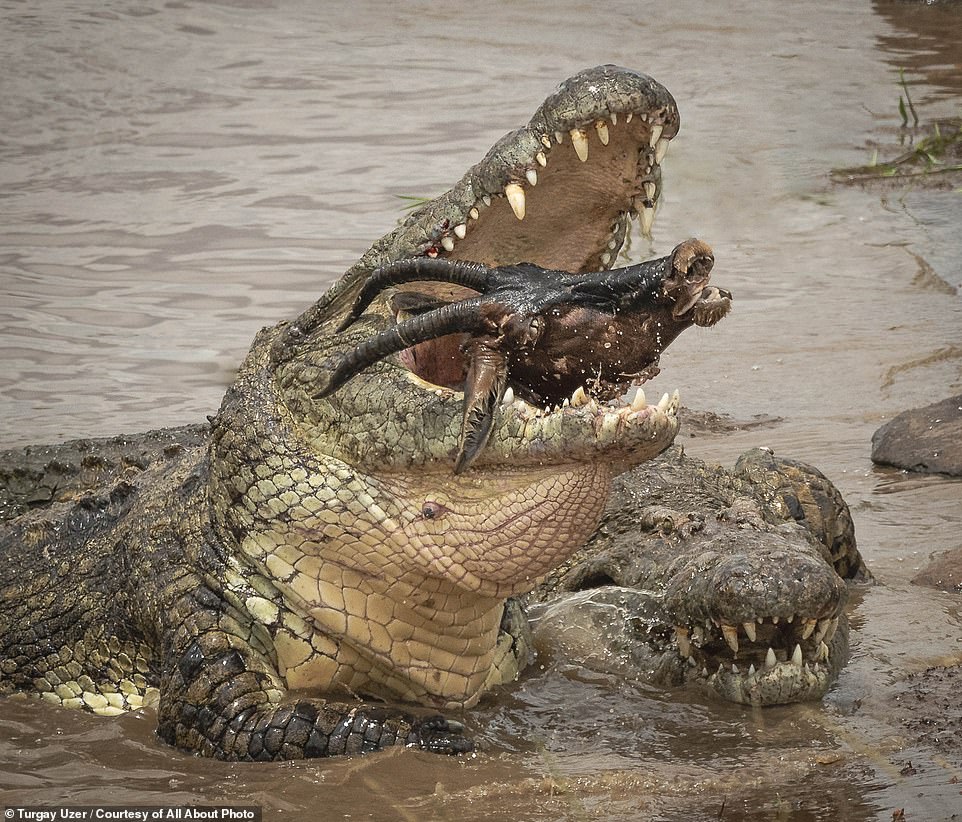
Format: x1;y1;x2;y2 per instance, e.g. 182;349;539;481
421;501;444;520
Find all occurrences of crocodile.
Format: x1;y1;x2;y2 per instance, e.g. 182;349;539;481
529;446;869;706
1;66;734;760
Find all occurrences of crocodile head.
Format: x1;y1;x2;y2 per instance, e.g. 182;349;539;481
209;66;729;710
529;449;864;706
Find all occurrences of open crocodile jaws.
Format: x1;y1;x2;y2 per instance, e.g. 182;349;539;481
0;67;724;759
227;66;691;711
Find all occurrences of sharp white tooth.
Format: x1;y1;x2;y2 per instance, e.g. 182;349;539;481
701;666;708;678
824;617;839;643
643;182;656;200
525;168;538;187
786;614;795;624
657;392;671;412
601;252;611;266
649;123;663;147
814;617;832;645
675;626;691;658
801;618;817;640
817;641;830;662
601;408;621;436
453;223;467;239
570;128;589;162
791;644;803;667
505;183;526;220
669;389;680;413
721;624;739;654
630;387;647;412
570;386;589;408
732;664;739;674
743;621;756;642
541;134;552;149
765;647;777;670
595;120;609;145
625;111;633;123
554;130;564;144
748;664;756;677
772;616;779;625
641;206;655;237
469;207;480;220
501;386;514;406
655;138;669;163
482;195;491;207
536;151;547;167
440;236;455;252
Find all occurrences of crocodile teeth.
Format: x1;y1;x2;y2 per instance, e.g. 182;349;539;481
469;207;480;220
481;195;491;207
813;617;835;645
595;120;609;145
657;392;672;412
765;647;777;670
816;641;830;662
791;644;803;667
625;111;633;124
742;621;757;642
649;123;663;147
800;618;817;640
501;386;515;407
541;135;552;149
525;168;538;187
570;386;590;407
721;624;739;654
536;151;547;167
655;138;669;163
643;182;656;201
453;223;467;239
554;131;565;144
630;387;647;411
675;626;691;658
748;664;756;677
505;183;526;220
440;236;455;252
823;617;839;643
601;252;611;266
570;128;589;162
641;206;655;237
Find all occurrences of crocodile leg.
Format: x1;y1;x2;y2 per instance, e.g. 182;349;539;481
157;589;471;760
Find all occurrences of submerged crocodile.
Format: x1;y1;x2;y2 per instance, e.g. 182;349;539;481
530;446;868;706
0;66;862;759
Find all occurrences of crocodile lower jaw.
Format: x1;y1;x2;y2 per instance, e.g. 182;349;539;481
674;614;845;705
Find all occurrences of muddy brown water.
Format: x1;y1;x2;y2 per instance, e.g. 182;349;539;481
2;1;961;819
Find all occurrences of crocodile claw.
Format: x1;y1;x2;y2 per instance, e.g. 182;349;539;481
407;715;475;754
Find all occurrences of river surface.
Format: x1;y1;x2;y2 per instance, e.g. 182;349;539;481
2;1;961;819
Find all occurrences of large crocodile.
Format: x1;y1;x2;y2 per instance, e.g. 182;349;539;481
0;66;712;759
0;65;861;759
